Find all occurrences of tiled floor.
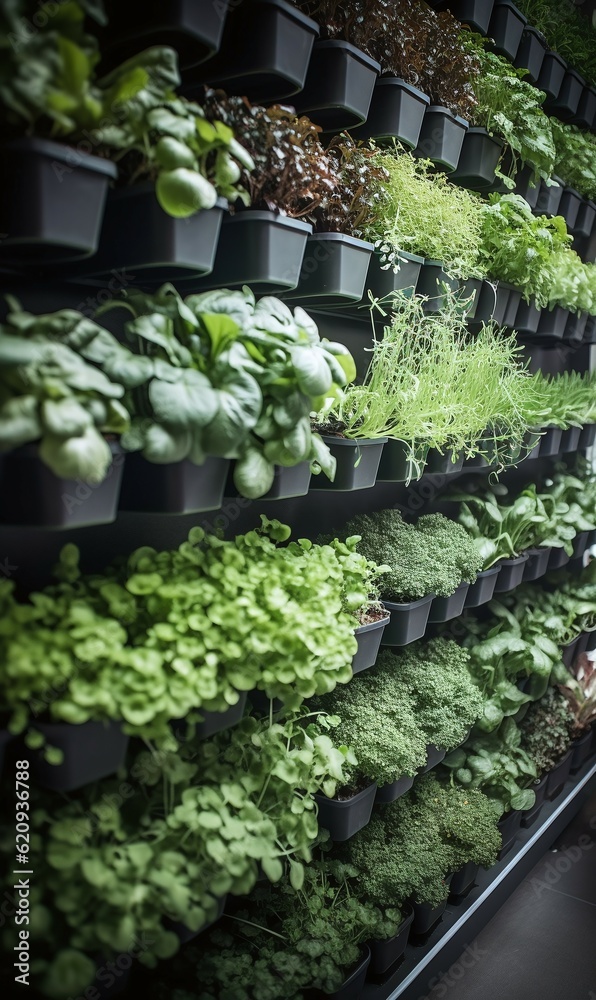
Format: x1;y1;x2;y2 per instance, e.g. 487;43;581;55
423;793;596;1000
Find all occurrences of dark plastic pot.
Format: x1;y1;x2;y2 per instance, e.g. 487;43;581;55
0;138;117;264
262;462;312;500
536;176;564;217
417;260;460;311
573;530;591;561
0;442;124;528
549;68;585;120
284;233;374;306
356;78;430;148
561;425;582;453
381;595;434;646
584;316;596;342
323;946;371;1000
514;26;547;83
571;199;596;239
424;446;465;475
465;566;501;608
458;277;484;319
493;282;514;326
29;721;129;792
118;454;230;514
310;436;386;491
199;0;319;101
498;809;522;857
512;298;542;335
502;287;522;328
514;165;541;208
537;51;567;102
352;616;390;675
523;546;551;582
521;775;548;828
293;40;380;130
376;439;428;482
449;861;479;899
375;772;415;805
85;186;226;281
102;0;229;68
428;582;470;624
538;426;563;456
536;306;569;340
571;731;594;773
549;545;571;570
493;552;529;592
559;188;583;231
464;438;499;470
466;280;500;326
435;0;494;32
411;898;447;935
369;906;414;976
421;744;447;773
172;693;248;743
366;250;423;302
574;85;596;129
197;211;311;292
165;894;227;945
315;783;377;842
564;311;587;345
546;750;573;800
452;128;504;190
579;424;596;449
562;635;582;669
488;1;526;59
415;106;468;171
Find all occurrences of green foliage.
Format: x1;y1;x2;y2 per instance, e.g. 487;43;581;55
342;773;501;908
338;509;483;602
515;0;596;85
519;687;575;775
551;119;596;201
523;372;596;429
314;640;482;788
443;717;538;814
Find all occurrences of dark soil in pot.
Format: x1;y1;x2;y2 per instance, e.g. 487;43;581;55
292;40;380;131
514;25;547;83
369;906;414;977
376;439;428;482
537;51;567;102
414;106;468;171
549;68;584;121
352;615;390;675
493;552;529;592
28;720;129;792
365;250;423;302
488;1;527;59
283;233;374;306
452;128;504;190
375;773;415;805
381;595;434;646
118;454;230;514
546;749;573;799
428;582;470;623
356;78;430;148
0;138;117;264
310;435;386;491
465;566;501;608
314;783;377;842
522;547;551;582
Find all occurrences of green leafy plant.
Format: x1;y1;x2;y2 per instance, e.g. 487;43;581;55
443;717;538;814
551;119;596;202
310;134;390;237
515;0;596;84
336;508;483;603
519;686;575;775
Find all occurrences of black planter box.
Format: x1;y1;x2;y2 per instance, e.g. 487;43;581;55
467;280;501;327
84;186;226;281
493;282;514;326
196;211;311;292
562;635;582;669
381;595;433;646
102;0;229;69
424;446;465;474
428;582;470;624
435;0;494;32
415;106;468;172
377;439;428;482
369;907;414;977
356;78;430;148
493;552;529;592
514;26;547;83
511;298;542;335
458;277;484;319
293;40;380;131
536;177;564;217
416;259;460;311
559;188;583;231
514;165;541;208
366;250;423;302
536;306;569;340
521;774;548;828
315;783;377;842
497;808;522;857
421;744;447;773
0;138;117;264
261;462;312;500
0;442;124;528
538;426;563;456
375;773;415;805
573;530;591;560
571;199;596;239
546;750;573;800
561;425;582;453
199;0;319;102
322;946;371;1000
549;68;585;121
537;51;567;102
574;85;596;130
449;861;479;899
584;316;596;341
488;1;526;59
571;731;594;773
452;128;504;190
465;566;501;608
579;424;596;449
284;233;374;306
464;438;499;470
564;311;587;344
411;898;448;936
522;546;551;582
172;693;248;743
352;616;390;675
310;436;386;491
502;287;522;328
548;546;572;570
118;454;230;514
29;720;129;792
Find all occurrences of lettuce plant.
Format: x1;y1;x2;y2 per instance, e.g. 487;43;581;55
551;119;596;202
443;717;538;814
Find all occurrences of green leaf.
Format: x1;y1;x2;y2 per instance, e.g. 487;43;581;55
233;448;275;499
148;369;218;428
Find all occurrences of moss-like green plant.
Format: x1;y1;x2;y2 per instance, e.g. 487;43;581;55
519;687;575;776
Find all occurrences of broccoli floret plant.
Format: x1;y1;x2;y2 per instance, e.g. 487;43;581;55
341;773;501;909
519;687;575;777
337;509;483;603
